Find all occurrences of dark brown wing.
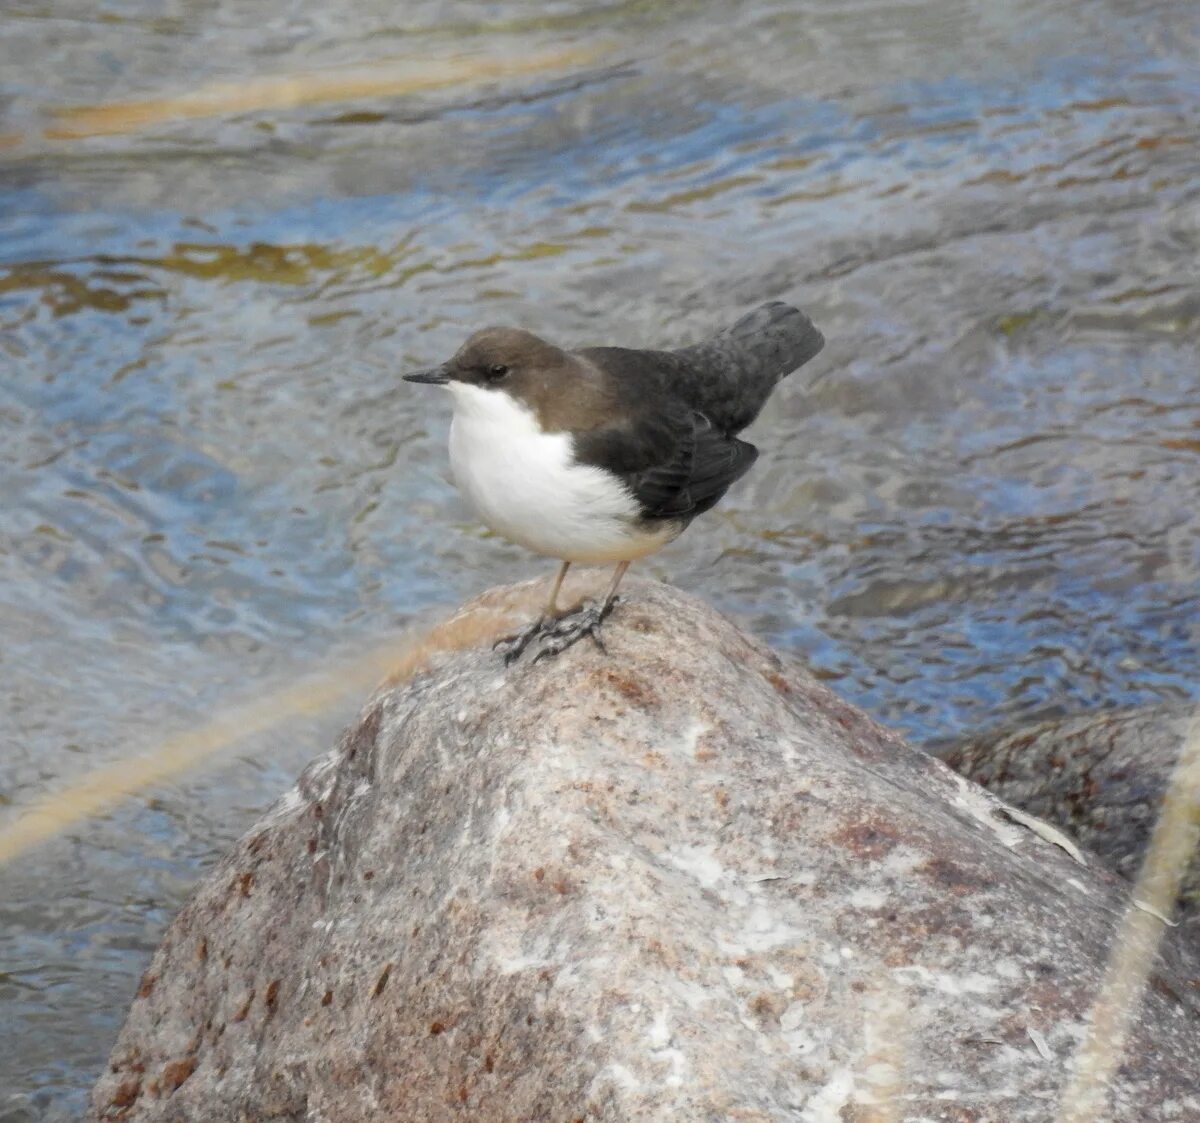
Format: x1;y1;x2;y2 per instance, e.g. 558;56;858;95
573;405;758;521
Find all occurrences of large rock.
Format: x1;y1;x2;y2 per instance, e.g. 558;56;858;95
92;577;1200;1122
944;705;1200;934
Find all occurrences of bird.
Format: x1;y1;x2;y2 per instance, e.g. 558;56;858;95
404;301;825;662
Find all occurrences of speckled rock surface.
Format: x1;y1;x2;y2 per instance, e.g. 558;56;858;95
91;578;1200;1122
944;705;1200;934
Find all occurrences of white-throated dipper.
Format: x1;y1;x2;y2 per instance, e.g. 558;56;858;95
404;301;824;661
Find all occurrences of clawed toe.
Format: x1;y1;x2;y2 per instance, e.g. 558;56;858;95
493;616;549;665
532;600;614;662
498;597;620;665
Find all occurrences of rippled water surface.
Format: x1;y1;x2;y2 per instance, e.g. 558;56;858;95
2;0;1199;1114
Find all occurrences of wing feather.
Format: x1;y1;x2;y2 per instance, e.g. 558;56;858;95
574;408;758;521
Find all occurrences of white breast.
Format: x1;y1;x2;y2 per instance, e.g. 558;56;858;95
445;383;674;563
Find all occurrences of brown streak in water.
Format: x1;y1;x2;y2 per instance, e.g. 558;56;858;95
765;180;858;207
624;174;763;214
42;47;600;140
1063;96;1131;112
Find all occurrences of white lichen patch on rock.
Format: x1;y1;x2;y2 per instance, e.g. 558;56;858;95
91;578;1200;1123
662;843;725;889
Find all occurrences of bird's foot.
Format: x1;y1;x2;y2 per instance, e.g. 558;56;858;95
532;598;618;662
493;615;552;665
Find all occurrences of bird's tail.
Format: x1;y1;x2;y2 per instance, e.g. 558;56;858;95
723;301;825;378
672;302;825;433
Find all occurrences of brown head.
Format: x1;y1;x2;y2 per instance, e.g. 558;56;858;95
403;327;616;431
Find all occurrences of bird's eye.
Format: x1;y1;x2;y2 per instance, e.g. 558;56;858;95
486;364;509;381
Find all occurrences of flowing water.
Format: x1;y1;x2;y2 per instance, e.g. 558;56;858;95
1;0;1198;1115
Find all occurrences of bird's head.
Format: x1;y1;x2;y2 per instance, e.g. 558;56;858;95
403;327;568;389
404;327;606;429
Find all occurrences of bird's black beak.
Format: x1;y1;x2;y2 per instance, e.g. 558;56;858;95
403;365;450;385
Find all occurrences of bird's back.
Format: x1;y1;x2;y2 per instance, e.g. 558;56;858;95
578;302;824;435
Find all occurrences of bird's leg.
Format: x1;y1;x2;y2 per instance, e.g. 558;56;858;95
534;561;630;661
545;559;571;618
598;559;630;618
494;561;571;664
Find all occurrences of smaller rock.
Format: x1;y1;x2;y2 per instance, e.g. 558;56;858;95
943;705;1199;931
